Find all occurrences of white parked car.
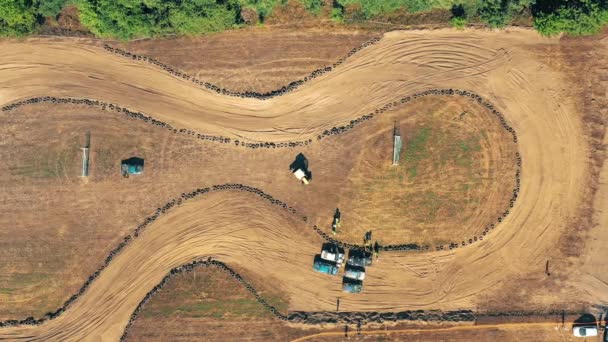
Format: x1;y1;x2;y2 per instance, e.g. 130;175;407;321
344;265;365;281
573;326;598;337
320;244;345;266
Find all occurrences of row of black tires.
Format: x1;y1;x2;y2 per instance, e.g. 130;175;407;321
0;172;518;330
432;151;521;252
103;36;382;101
1;96;315;149
1;88;519;154
0;59;521;331
120;258;478;341
0;182;353;329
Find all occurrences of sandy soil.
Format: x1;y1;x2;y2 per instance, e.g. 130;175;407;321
292;323;599;342
0;27;605;341
125;264;310;342
114;30;376;94
0;95;513;318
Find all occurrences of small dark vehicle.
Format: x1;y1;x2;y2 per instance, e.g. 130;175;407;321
342;277;363;293
347;249;372;267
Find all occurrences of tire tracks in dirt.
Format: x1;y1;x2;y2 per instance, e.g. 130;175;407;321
0;28;593;340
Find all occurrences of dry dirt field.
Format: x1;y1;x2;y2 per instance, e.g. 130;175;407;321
0;27;606;341
0;93;515;319
291;323;603;342
114;30;376;94
124;264;313;342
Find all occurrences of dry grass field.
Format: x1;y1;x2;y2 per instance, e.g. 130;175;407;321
115;30;376;94
124;264;313;342
0;94;515;320
0;27;605;341
291;324;597;342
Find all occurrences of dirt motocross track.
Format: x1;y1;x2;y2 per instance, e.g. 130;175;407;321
0;28;606;341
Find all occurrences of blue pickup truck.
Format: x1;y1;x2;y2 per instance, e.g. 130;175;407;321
313;256;339;275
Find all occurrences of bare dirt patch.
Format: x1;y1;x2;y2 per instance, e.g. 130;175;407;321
0;93;516;319
125;264;311;342
39;6;92;37
336;97;517;246
115;29;376;94
0;28;604;340
473;31;608;315
297;323;583;342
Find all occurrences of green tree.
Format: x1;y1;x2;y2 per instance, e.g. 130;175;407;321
450;16;467;28
478;0;509;27
534;0;608;36
330;7;344;22
74;0;241;40
35;0;67;17
238;0;280;22
301;0;324;14
0;0;38;36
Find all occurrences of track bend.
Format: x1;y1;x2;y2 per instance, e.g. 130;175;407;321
0;28;598;340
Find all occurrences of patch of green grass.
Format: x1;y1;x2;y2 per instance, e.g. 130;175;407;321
0;273;50;295
10;137;80;179
403;126;431;178
0;288;15;294
450;16;468;28
139;268;289;320
422;191;440;220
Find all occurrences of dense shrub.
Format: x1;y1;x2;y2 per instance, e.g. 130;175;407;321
74;0;241;40
34;0;67;17
0;0;607;39
0;0;38;36
300;0;325;14
450;16;467;28
336;0;460;19
533;0;608;36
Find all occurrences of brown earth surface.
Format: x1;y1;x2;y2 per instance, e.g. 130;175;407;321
0;27;605;341
124;264;313;342
0;94;514;319
114;29;376;94
291;323;603;342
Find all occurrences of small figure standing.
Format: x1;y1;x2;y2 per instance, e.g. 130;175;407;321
373;241;380;261
363;231;373;245
332;208;341;235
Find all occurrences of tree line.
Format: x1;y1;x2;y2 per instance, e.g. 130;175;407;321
1;0;607;39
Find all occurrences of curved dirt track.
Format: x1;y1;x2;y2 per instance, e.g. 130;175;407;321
0;28;603;340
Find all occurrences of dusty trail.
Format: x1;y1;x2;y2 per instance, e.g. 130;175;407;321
0;28;602;340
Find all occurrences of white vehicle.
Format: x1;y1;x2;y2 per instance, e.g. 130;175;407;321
573;326;598;337
293;169;309;184
344;265;365;281
320;244;345;266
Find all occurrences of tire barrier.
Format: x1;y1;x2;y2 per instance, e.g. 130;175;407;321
287;309;476;325
102;36;383;101
0;91;520;329
0;96;309;149
119;258;476;341
479;309;580;319
0;183;366;330
1;88;519;156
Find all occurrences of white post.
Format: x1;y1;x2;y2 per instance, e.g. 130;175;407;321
81;147;89;177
